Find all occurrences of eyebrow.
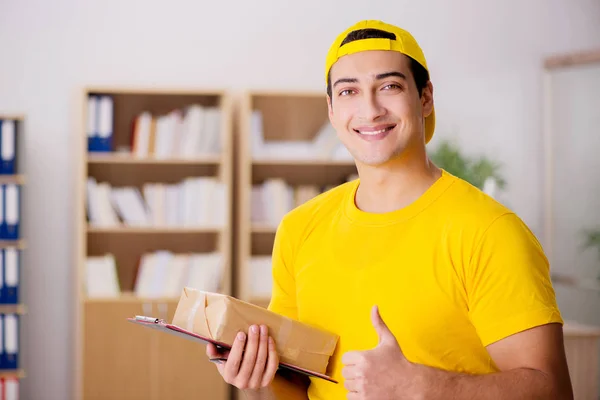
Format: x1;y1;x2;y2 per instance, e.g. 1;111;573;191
332;71;407;88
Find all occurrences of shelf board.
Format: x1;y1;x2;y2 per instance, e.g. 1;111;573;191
87;226;223;234
0;115;25;121
0;369;25;379
252;159;357;185
87;153;222;165
86;87;226;96
0;240;25;250
252;158;354;167
0;175;25;185
84;290;230;303
85;293;180;303
0;304;27;314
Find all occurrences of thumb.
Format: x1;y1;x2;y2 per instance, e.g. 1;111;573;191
371;305;399;347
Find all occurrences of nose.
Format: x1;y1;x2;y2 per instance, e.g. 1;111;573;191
360;92;386;121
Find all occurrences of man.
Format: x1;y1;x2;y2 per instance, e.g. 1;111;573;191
207;20;573;399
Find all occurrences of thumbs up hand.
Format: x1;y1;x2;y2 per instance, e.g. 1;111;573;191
341;306;429;400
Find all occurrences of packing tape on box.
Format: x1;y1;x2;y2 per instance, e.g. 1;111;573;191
186;291;213;339
276;318;301;361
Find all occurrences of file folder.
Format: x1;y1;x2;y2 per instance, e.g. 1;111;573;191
1;249;19;304
0;250;4;304
0;120;16;175
127;316;337;384
2;185;19;240
2;377;19;400
0;314;18;370
87;95;113;153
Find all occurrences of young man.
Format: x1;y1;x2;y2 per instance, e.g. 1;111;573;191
207;20;574;399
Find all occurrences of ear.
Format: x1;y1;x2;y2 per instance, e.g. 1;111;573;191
421;81;434;118
327;95;336;126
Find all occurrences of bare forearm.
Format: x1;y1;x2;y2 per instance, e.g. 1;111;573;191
422;365;572;400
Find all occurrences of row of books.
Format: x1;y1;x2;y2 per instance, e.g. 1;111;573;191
251;176;357;226
0;118;22;385
86;95;223;158
130;105;222;158
0;120;18;175
85;251;224;298
250;110;353;161
86;251;274;301
86;177;227;228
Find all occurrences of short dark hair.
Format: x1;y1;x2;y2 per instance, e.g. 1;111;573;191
326;28;430;98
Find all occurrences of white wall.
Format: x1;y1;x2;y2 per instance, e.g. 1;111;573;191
1;0;599;398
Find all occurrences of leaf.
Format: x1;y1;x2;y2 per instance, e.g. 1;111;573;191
428;140;506;190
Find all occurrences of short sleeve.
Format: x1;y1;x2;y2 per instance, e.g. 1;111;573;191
467;213;563;347
267;219;299;320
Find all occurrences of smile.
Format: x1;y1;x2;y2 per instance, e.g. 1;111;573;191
353;125;396;137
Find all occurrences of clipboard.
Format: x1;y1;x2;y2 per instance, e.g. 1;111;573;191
127;315;338;384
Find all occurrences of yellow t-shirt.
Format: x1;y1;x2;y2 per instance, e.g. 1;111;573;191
268;169;563;400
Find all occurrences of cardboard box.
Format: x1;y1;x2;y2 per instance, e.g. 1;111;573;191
172;287;339;375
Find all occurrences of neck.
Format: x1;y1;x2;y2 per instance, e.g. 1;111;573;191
354;150;442;214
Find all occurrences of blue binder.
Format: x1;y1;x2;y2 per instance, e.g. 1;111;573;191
0;248;19;304
0;119;17;175
87;95;113;153
1;185;19;240
0;314;19;370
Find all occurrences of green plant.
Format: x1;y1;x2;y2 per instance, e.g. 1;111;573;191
582;228;600;280
428;139;506;190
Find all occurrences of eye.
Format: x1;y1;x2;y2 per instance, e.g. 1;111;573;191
383;83;402;91
338;89;355;96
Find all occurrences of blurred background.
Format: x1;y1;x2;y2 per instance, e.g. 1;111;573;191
1;0;600;399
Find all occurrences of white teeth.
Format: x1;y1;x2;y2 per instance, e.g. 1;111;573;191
359;128;388;135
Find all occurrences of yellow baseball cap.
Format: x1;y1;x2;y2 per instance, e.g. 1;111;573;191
325;20;435;143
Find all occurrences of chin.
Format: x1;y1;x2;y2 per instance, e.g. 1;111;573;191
352;152;396;166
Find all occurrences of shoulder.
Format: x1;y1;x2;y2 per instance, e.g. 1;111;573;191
437;171;529;234
436;171;543;251
440;171;513;221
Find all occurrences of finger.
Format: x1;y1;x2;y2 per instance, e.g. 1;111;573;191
207;343;229;359
224;331;247;378
206;343;226;374
341;365;359;380
249;325;269;386
341;350;362;366
371;305;399;347
344;375;358;393
206;342;219;358
237;325;260;381
261;336;279;387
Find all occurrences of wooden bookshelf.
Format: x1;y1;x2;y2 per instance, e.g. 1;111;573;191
0;369;25;379
236;91;357;306
74;88;232;400
0;115;26;393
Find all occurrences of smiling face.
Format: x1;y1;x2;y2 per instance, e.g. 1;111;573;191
327;50;434;167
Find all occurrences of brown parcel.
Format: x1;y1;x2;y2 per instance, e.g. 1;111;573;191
172;287;339;375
